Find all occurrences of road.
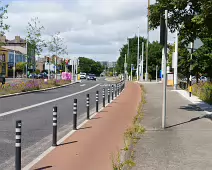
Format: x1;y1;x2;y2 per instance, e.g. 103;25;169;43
0;77;113;170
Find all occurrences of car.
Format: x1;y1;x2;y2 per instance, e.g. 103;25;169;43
80;72;87;79
38;73;48;79
87;74;96;81
29;73;38;79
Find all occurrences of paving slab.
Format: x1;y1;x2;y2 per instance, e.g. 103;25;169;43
132;83;212;170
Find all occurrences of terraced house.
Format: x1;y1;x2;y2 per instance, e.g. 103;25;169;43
0;36;28;77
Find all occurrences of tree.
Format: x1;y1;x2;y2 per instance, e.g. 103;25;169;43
0;1;10;46
26;17;46;71
78;57;104;76
16;62;26;73
48;32;68;63
149;0;212;43
116;36;162;79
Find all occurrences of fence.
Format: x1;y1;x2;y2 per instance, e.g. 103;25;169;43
14;80;126;170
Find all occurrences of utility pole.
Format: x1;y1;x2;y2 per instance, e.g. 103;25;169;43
25;39;28;78
131;64;133;81
145;0;150;81
156;65;158;82
13;50;16;79
189;42;194;97
124;54;127;80
162;10;168;129
174;30;179;90
137;26;140;81
141;42;144;81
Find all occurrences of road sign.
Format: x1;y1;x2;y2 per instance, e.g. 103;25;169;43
186;38;203;52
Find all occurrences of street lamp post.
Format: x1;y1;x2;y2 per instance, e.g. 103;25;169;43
145;0;150;81
137;26;140;81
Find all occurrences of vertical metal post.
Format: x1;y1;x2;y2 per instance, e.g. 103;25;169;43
86;94;90;119
52;106;57;146
15;120;21;170
145;0;150;81
137;26;140;81
118;83;120;95
103;88;105;107
189;42;193;97
156;65;158;82
111;85;114;100
96;91;99;112
174;30;179;90
73;99;77;130
162;10;168;129
108;86;110;103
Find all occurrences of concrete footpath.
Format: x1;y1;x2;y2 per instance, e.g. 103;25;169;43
30;82;141;170
133;83;212;170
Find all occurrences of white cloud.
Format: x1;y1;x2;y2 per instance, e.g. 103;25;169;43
4;0;174;61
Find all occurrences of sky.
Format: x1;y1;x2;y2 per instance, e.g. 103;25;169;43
3;0;175;61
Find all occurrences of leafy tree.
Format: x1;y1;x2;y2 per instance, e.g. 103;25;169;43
26;17;46;71
116;36;162;79
149;0;212;43
78;57;104;76
0;1;10;46
16;62;26;73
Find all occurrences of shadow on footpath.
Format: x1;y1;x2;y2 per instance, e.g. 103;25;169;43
166;114;212;129
179;104;203;112
78;126;92;130
34;165;52;170
57;140;78;146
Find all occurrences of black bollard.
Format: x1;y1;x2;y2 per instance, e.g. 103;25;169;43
52;106;57;146
15;120;22;170
103;88;105;107
96;91;99;112
86;94;90;119
73;99;77;130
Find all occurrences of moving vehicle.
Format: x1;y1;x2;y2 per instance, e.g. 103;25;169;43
87;74;96;81
29;73;38;79
80;72;87;79
38;73;48;79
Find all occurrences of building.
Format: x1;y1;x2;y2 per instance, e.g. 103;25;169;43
0;35;35;71
0;47;9;77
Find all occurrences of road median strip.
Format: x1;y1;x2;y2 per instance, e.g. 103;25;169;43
0;81;79;99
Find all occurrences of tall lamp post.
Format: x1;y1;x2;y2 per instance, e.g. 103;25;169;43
145;0;150;81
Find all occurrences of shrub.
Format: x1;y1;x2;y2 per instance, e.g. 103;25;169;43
192;82;212;104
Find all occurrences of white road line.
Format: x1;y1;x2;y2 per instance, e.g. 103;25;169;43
0;84;100;118
80;84;86;87
23;91;121;170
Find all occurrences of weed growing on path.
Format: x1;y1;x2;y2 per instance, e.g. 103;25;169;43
112;85;146;170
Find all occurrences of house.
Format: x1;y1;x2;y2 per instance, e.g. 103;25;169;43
0;47;9;77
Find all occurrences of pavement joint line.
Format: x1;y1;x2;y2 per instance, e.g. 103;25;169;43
22;86;124;170
0;82;79;99
0;84;100;118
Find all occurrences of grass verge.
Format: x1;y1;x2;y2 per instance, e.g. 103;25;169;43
111;85;146;170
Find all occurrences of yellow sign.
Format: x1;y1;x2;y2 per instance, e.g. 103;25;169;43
189;86;192;92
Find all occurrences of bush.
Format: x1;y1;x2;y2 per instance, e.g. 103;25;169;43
192;82;212;104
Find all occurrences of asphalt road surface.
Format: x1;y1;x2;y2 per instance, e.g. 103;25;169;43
0;77;115;170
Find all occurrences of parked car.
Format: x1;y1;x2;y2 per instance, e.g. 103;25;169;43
38;73;48;79
80;72;87;79
29;73;38;79
200;76;208;82
87;74;96;81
